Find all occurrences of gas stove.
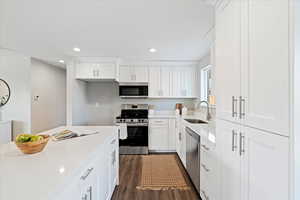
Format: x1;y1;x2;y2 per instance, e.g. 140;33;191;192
116;104;149;155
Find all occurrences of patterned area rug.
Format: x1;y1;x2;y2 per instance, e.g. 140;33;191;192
136;155;190;190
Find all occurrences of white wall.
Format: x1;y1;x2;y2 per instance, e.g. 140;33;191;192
294;2;300;200
31;59;66;133
0;49;31;137
66;62;89;126
0;0;6;46
84;82;194;125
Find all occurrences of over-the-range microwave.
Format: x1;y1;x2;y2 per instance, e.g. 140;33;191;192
119;84;148;98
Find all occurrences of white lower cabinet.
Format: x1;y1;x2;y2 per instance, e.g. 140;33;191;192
217;119;289;200
149;118;176;152
55;135;118;200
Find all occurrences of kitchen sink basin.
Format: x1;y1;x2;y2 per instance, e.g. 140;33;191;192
184;119;208;124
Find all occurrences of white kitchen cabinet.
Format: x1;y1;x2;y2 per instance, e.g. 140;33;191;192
160;67;171;97
215;0;241;124
149;65;197;98
149;118;176;152
217;119;241;200
76;63;117;81
240;0;290;136
178;120;187;167
215;0;290;136
241;126;289;200
216;119;289;200
119;65;148;83
108;137;118;198
149;67;161;97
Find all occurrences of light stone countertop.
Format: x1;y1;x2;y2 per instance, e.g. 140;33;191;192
0;126;118;200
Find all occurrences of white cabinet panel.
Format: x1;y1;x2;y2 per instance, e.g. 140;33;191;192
149;119;176;152
161;67;170;97
149;126;169;151
119;66;148;83
149;67;161;97
168;119;176;151
76;63;117;80
215;0;241;123
119;66;133;82
170;67;182;97
241;127;289;200
241;0;290;136
134;66;148;83
217;119;241;200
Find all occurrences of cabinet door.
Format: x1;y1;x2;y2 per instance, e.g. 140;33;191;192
184;66;197;97
168;119;176;151
170;67;182;97
160;67;170;97
134;66;148;83
98;153;109;200
99;63;116;79
76;63;96;79
55;181;81;200
241;127;289;200
216;119;241;200
215;0;241;122
241;0;289;136
149;125;169;151
119;66;133;82
175;119;181;155
149;67;161;97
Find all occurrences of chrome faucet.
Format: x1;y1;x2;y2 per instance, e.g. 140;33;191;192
197;101;212;121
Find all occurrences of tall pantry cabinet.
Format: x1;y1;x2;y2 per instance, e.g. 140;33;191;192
215;0;290;200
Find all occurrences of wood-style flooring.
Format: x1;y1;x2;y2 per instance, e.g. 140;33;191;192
111;154;200;200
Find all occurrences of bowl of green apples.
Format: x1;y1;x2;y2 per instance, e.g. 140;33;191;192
15;134;50;154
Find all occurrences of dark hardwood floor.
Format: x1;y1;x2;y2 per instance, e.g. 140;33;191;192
111;154;200;200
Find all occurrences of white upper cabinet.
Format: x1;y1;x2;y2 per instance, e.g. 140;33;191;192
215;0;290;136
149;67;161;97
215;0;241;123
241;0;290;136
119;65;148;83
149;65;197;98
76;63;117;81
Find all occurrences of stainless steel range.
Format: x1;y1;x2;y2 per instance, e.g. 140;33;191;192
116;104;149;155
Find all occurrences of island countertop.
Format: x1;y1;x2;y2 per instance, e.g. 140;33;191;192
0;126;119;200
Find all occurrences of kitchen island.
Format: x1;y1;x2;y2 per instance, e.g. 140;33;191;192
0;126;119;200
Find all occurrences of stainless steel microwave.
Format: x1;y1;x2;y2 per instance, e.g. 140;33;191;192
119;85;148;98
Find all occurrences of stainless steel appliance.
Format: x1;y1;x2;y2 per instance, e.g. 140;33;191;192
186;127;201;193
119;85;148;98
116;104;149;154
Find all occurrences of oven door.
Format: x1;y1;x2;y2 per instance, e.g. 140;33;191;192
119;86;148;98
119;125;148;147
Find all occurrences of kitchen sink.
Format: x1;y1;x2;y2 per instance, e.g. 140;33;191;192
184;119;208;124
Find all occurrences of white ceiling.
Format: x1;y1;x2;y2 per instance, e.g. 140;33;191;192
0;0;214;64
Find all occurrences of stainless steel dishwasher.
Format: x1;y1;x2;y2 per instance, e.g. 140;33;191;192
186;127;200;193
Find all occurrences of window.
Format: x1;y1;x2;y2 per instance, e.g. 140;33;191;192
200;65;212;102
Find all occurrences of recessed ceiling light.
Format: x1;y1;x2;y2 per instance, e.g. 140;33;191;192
73;47;81;52
59;60;65;64
149;48;157;53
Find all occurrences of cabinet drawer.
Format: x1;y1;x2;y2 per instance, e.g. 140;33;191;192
149;119;169;126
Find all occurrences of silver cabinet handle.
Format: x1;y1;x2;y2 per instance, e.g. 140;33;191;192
179;132;181;141
232;96;238;117
232;130;237;152
239;132;245;156
201;144;210;151
110;139;116;144
239;96;246;119
87;186;92;200
201;164;210;172
80;167;94;180
82;194;88;200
